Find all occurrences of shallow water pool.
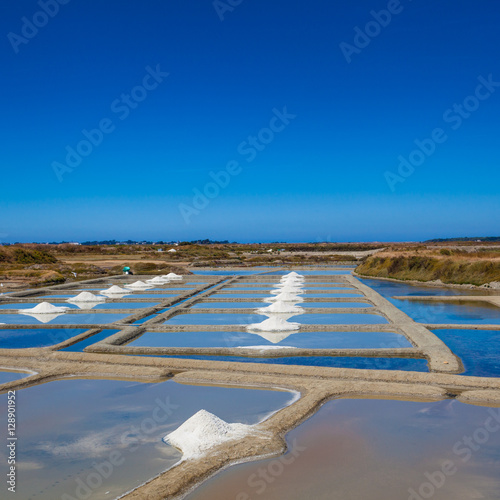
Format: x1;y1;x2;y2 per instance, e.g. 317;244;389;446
0;370;31;384
60;330;120;352
393;300;500;325
191;302;269;309
128;330;411;349
432;329;500;377
301;302;372;308
0;378;295;500
159;355;428;371
186;398;500;500
164;313;267;325
212;293;275;299
303;292;363;298
0;313;130;325
291;313;388;325
0;328;88;348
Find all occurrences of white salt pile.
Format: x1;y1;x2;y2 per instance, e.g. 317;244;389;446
19;302;68;314
284;271;302;277
266;292;304;303
102;285;129;295
247;316;300;332
19;302;69;323
270;286;303;295
67;292;105;303
280;277;304;285
125;281;152;289
147;276;169;284
66;292;105;310
257;301;304;315
163;409;253;459
165;272;183;280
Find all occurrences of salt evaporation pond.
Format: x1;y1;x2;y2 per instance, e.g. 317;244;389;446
0;370;31;384
131;314;161;325
292;313;388;325
225;286;356;291
0;378;295;500
0;302;80;310
192;270;270;275
392;300;500;325
164;313;267;325
303;292;364;298
359;278;500;323
432;329;500;378
128;330;412;349
158;355;429;371
191;302;271;309
0;313;130;325
186;398;500;500
60;330;120;352
265;270;352;275
213;293;277;299
0;302;160;311
89;302;160;310
359;277;494;298
301;302;372;308
0;328;88;348
120;293;179;299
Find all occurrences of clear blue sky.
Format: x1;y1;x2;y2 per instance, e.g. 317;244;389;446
1;0;499;243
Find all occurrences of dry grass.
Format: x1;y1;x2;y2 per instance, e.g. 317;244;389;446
357;250;500;286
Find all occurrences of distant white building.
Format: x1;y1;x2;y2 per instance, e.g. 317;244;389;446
168;248;177;253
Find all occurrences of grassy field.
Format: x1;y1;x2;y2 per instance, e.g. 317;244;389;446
2;242;499;290
0;242;374;290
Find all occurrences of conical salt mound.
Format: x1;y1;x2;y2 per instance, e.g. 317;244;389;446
266;292;304;303
257;301;304;315
280;276;304;284
280;280;304;287
125;281;152;289
282;272;303;279
247;316;300;332
165;273;183;280
20;302;69;314
271;286;303;295
147;276;169;284
19;302;69;323
163;410;253;459
102;285;129;295
67;292;105;303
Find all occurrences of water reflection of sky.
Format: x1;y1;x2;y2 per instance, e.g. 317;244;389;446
0;378;295;500
186;399;500;500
